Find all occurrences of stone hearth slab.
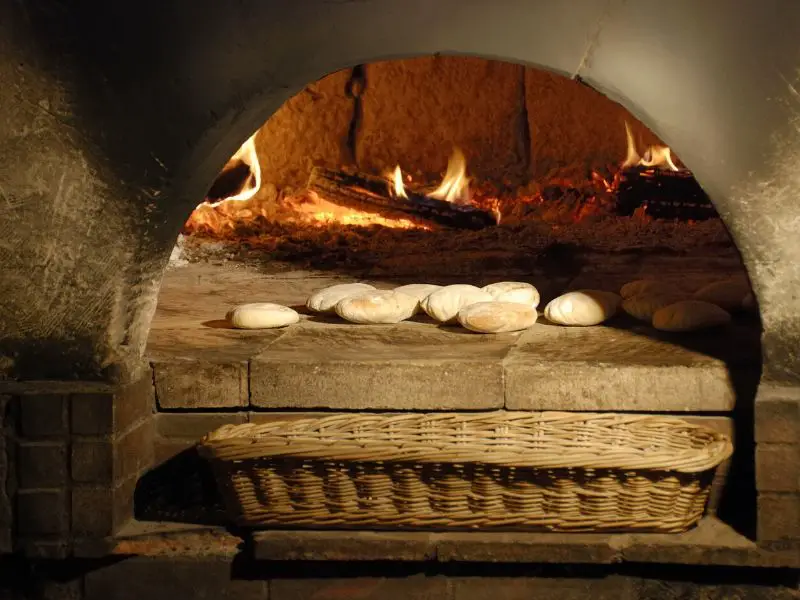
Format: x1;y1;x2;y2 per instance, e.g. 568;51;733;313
504;321;760;411
249;517;798;568
250;321;511;410
148;262;760;412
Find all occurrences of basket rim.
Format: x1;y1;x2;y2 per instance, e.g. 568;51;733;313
198;411;733;473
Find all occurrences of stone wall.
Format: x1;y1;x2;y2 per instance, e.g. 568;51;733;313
250;56;664;190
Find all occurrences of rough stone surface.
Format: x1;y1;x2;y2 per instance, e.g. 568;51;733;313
525;68;664;178
251;518;798;568
271;575;448;600
16;489;68;536
71;418;154;484
157;412;247;439
755;386;800;443
254;68;354;190
504;322;758;411
17;442;68;489
153;359;248;409
71;475;137;538
358;56;527;184
71;376;154;436
19;395;69;437
756;444;800;493
254;530;435;562
84;558;268;600
250;321;508;409
758;493;800;542
451;575;634;600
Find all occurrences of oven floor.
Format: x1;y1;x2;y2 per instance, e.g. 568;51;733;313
147;255;761;412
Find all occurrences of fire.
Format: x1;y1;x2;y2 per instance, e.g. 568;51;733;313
207;132;262;206
289;191;424;229
429;148;471;205
185;118;689;239
392;165;407;198
621;121;679;171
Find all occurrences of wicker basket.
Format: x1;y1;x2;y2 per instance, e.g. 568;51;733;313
198;412;733;533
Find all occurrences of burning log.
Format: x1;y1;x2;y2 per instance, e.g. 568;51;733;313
307;167;497;230
615;167;718;221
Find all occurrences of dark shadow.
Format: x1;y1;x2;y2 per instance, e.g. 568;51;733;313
202;319;233;329
133;446;229;526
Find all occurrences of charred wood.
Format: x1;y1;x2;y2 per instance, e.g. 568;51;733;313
615;166;717;221
307;167;497;230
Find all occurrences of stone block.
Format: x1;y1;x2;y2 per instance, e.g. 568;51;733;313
436;532;618;564
253;67;354;190
504;324;746;411
72;419;153;484
758;493;800;542
451;575;634;600
253;530;435;562
17;441;68;489
157;412;247;439
84;558;267;600
755;387;800;443
71;439;113;483
16;489;68;535
153;359;248;409
71;376;154;436
71;476;137;538
19;394;68;437
358;56;527;185
525;67;665;179
17;538;71;560
757;444;800;492
251;323;508;410
271;575;448;600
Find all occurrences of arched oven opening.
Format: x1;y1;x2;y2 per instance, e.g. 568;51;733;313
139;58;760;541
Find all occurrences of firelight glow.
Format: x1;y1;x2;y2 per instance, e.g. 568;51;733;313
206;132;262;206
621;121;680;171
429;147;471;205
392;165;407;198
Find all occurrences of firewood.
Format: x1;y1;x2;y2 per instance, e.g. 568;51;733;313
615;166;717;220
307;167;497;230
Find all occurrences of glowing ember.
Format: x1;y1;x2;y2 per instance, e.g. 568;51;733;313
290;191;424;229
185;118;690;238
622;121;680;171
429;148;471;205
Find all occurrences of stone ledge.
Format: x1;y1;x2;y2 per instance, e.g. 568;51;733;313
250;518;799;568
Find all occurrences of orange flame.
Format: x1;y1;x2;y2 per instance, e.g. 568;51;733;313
430;148;471;205
392;165;407;198
621;121;679;171
206;132;262;207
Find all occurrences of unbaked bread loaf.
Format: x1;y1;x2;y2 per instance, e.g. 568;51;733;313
335;290;418;324
652;300;731;332
622;292;686;322
306;283;375;313
544;290;621;326
481;282;540;308
620;279;673;299
457;301;538;333
393;283;442;315
693;279;751;312
420;284;494;323
226;303;300;329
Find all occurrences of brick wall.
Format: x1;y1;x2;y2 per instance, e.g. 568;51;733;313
251;57;663;190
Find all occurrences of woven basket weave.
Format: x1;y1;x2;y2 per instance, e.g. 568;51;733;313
198;412;732;533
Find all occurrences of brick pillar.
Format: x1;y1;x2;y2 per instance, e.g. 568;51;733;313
754;384;800;546
12;375;155;558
